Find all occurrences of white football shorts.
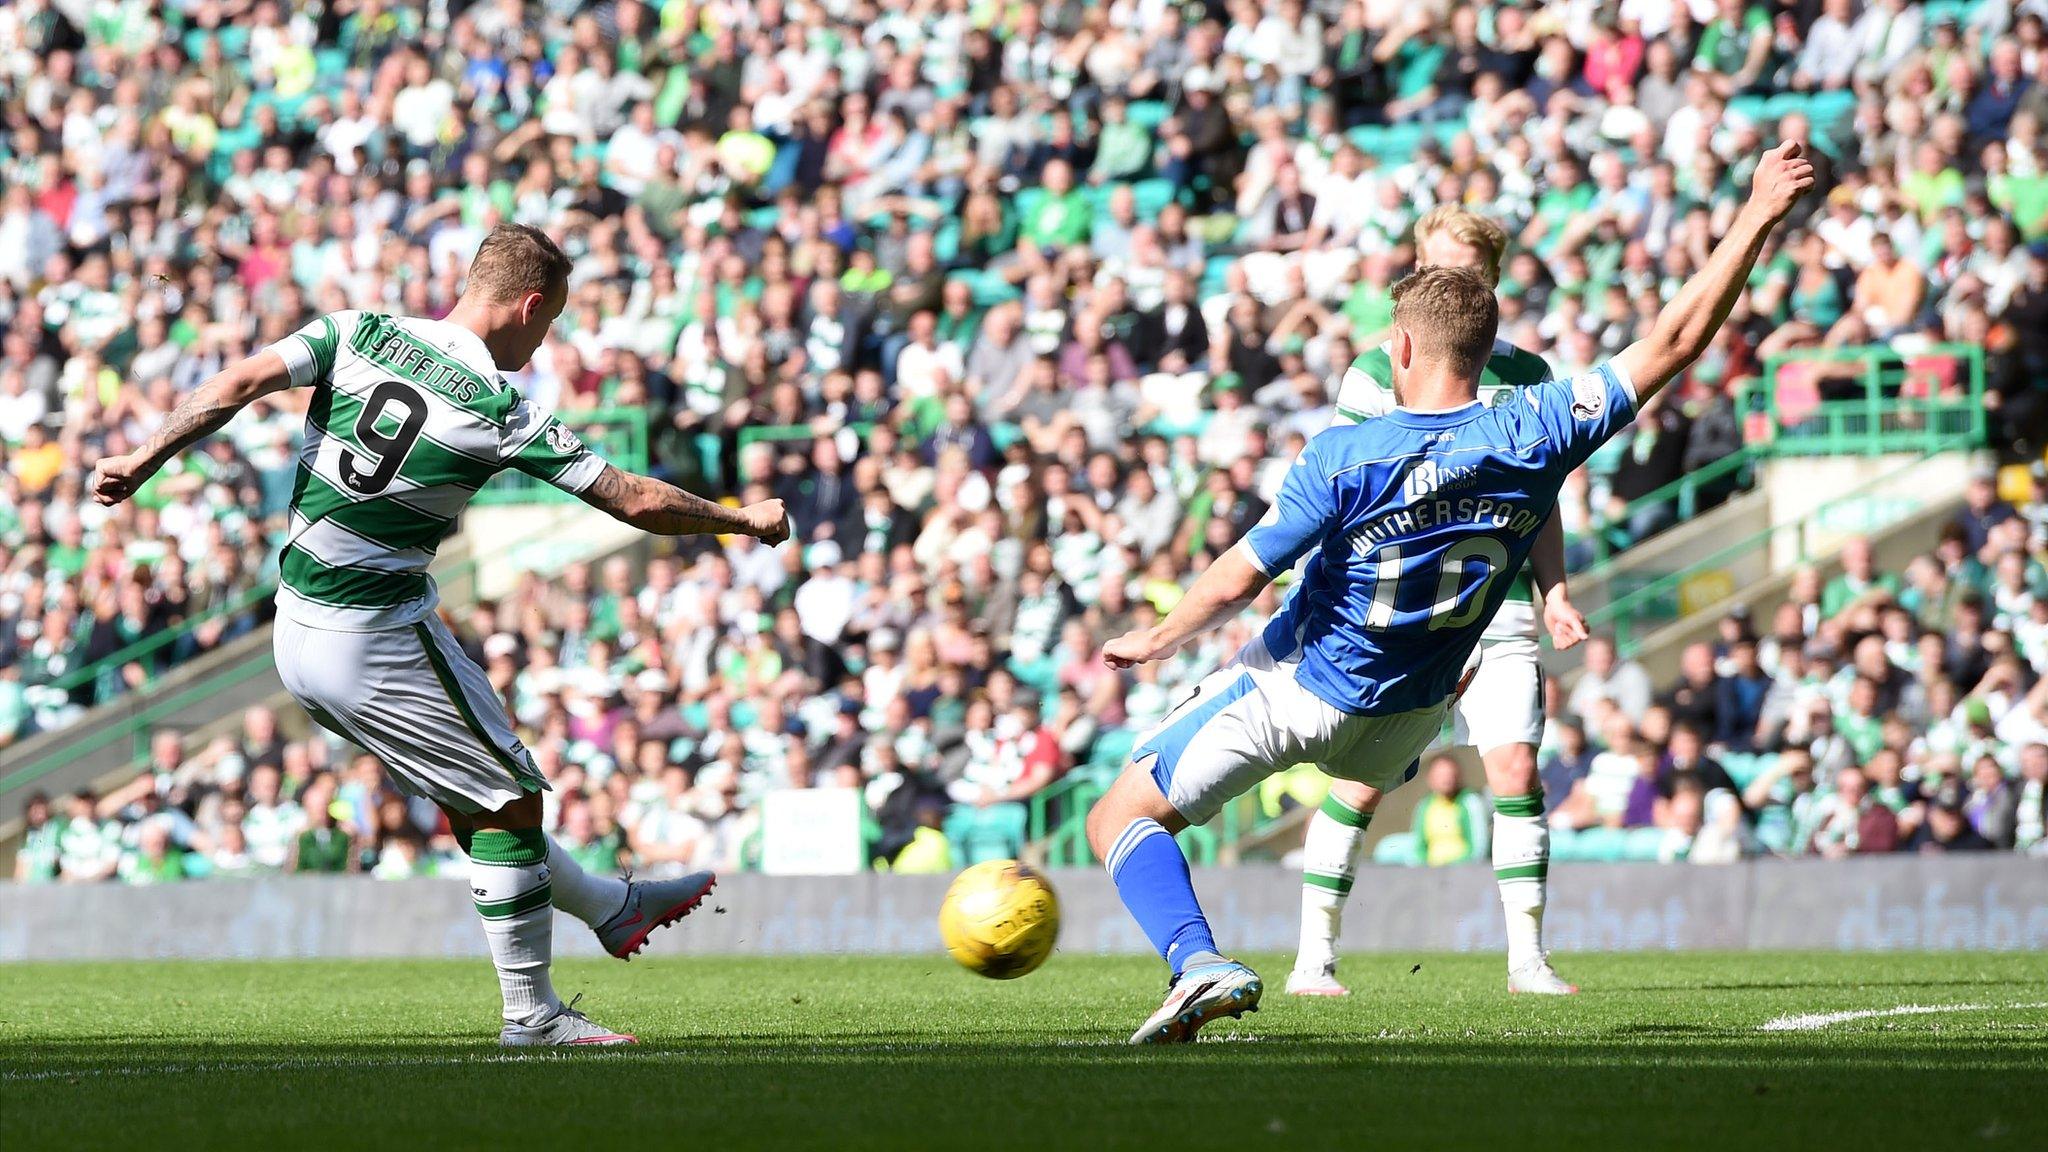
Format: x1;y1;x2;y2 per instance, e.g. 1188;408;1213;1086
1131;634;1450;826
273;611;546;814
1449;635;1546;754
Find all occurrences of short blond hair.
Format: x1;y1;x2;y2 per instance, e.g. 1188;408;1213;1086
1391;266;1499;379
1413;206;1509;286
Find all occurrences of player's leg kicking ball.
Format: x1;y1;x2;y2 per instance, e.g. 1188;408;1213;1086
1089;776;1264;1045
1087;637;1449;1043
276;612;720;1046
454;818;719;1045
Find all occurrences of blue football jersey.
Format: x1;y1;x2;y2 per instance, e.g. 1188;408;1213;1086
1241;361;1639;716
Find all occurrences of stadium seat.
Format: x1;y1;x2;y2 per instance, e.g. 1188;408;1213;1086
1125;100;1172;132
1623;827;1668;861
1719;752;1773;790
1131;178;1178;217
1372;832;1423;866
1567;826;1629;862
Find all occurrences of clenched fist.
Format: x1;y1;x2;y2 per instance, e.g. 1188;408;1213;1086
90;452;152;507
1749;140;1817;223
743;499;792;545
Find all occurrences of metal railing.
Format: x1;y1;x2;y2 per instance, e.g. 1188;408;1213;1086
1748;344;1987;456
38;580;276;700
1027;760;1245;868
2;512;600;803
1583;445;1761;569
1579;343;1986;570
1582;435;1978;655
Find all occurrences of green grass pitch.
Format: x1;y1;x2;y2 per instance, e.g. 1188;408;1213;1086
3;952;2044;1150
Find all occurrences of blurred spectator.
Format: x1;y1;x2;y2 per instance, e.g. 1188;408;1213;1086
9;0;2045;881
1411;754;1490;866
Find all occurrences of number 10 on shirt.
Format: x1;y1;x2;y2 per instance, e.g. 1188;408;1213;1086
1363;537;1509;631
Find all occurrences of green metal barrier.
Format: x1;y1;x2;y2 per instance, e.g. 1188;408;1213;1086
471;407;651;505
1027;759;1245;868
41;580;276;699
1750;344;1986;456
2;512;603;802
1580;344;1985;570
1584;445;1761;569
1583;434;1978;655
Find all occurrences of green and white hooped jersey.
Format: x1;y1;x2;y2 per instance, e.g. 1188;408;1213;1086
1333;337;1554;641
267;312;606;630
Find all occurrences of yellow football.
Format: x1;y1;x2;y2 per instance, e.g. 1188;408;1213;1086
938;860;1061;979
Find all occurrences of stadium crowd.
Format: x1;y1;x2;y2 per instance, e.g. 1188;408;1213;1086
5;0;2048;880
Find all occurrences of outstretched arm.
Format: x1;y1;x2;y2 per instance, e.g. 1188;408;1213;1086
1529;511;1587;650
91;349;295;506
1615;141;1814;406
575;463;791;543
1102;545;1271;669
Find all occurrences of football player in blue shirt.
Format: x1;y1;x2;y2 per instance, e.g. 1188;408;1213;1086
1088;142;1816;1044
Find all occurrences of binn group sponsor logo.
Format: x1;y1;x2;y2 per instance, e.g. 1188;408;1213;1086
1402;458;1482;503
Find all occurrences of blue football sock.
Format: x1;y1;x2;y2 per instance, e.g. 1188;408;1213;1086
1105;818;1221;977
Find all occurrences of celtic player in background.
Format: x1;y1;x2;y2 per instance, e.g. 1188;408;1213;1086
1285;207;1590;998
93;224;791;1046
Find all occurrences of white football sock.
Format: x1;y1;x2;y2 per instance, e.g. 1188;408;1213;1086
1295;794;1371;972
468;828;560;1026
546;836;629;926
1491;794;1549;971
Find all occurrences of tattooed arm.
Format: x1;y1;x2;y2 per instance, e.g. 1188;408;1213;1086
91;349;296;507
575;464;792;543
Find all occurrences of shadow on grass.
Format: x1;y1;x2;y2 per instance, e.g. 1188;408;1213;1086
4;1033;2043;1152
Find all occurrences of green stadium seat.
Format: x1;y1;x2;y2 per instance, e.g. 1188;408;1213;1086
1199;253;1235;296
1131;178;1178;217
1920;0;1982;27
1754;808;1794;855
948;269;1021;307
1720;752;1773;790
1803;89;1857;131
1143;411;1211;439
1007;654;1061;696
1125;100;1172;132
1567;826;1628;862
1371;832;1423;866
933;219;961;263
1090;727;1138;770
1623;827;1668;861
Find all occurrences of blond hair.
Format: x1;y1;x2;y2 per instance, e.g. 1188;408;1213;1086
1413;206;1509;286
1390;266;1500;379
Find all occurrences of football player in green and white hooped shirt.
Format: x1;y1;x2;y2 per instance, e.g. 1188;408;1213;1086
93;224;792;1048
1286;206;1592;998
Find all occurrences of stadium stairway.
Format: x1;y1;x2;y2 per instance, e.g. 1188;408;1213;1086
0;503;645;856
1564;445;1984;687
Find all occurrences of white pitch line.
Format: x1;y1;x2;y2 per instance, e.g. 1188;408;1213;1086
1758;1002;2048;1033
